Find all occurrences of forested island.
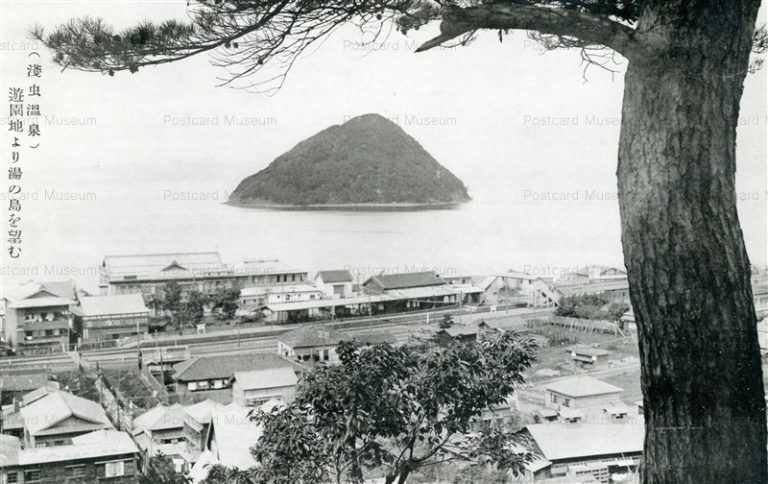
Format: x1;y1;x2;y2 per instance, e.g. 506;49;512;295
228;113;470;208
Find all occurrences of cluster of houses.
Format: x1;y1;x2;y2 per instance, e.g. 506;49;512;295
0;280;150;355
0;250;562;355
0;371;286;484
0;382;142;484
508;374;645;483
0;313;640;484
2;251;767;358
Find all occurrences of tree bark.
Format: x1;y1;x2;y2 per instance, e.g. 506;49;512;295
617;2;766;483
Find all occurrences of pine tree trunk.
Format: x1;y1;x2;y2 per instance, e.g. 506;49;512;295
617;2;766;483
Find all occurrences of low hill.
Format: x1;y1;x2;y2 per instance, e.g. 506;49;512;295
228;113;470;207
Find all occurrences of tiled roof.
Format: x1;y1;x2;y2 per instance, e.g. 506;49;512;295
365;271;445;290
173;353;294;382
8;296;73;309
233;367;297;390
4;280;76;302
544;376;623;398
103;251;227;278
386;285;478;299
17;430;138;465
134;403;188;433
316;270;354;284
278;324;345;349
79;294;149;317
21;381;61;406
20;391;112;435
526;424;643;461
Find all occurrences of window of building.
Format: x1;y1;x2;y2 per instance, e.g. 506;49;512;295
6;471;19;483
67;465;86;478
45;330;54;337
24;469;41;482
551;393;558;404
104;461;125;478
562;398;571;408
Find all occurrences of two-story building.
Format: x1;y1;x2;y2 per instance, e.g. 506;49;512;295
313;270;355;299
238;284;323;309
132;403;195;471
0;429;141;484
171;353;299;404
75;294;150;343
2;281;77;354
543;376;624;423
98;252;309;303
17;390;113;448
181;399;222;457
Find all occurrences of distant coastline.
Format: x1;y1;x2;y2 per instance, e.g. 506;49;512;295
225;199;466;211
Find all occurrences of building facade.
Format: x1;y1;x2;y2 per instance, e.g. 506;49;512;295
543;376;624;424
314;270;355;299
239;284;323;309
0;430;140;484
171;353;298;404
99;252;309;302
232;368;297;407
2;281;77;354
75;294;150;343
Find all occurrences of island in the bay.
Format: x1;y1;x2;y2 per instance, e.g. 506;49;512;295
227;113;471;208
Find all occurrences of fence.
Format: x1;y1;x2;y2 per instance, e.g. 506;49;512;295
526;316;624;336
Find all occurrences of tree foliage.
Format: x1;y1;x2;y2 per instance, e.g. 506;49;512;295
152;282;209;330
140;454;191;484
201;465;259;484
248;334;536;484
556;293;628;321
30;0;765;93
29;2;768;483
210;287;241;319
229;114;470;206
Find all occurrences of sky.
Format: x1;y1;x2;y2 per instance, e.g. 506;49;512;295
0;1;766;288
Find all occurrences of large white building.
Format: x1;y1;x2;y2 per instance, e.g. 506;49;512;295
99;251;308;299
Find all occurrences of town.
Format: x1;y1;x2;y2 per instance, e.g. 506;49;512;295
1;251;767;483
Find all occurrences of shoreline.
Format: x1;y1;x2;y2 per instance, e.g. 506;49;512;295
225;199;470;211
